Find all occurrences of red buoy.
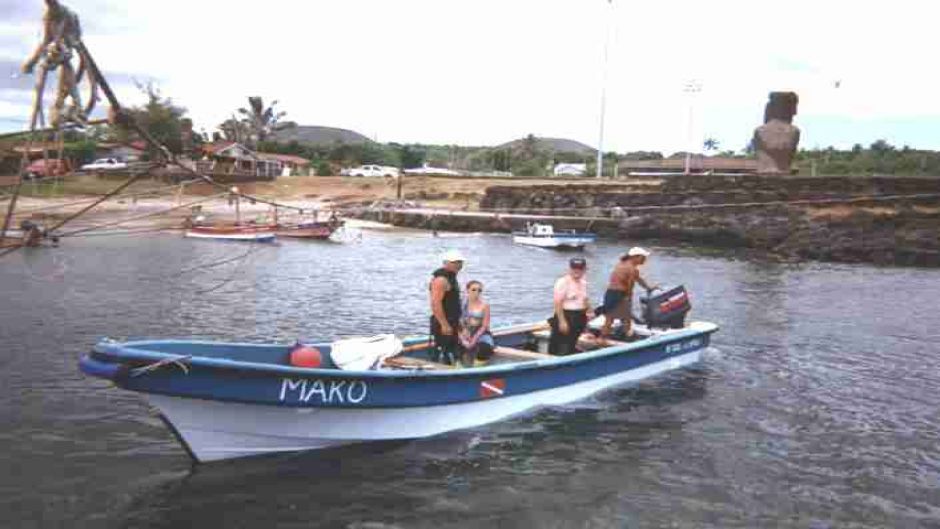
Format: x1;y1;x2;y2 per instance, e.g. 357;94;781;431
289;345;322;368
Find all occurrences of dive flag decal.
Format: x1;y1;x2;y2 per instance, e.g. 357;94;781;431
479;378;506;398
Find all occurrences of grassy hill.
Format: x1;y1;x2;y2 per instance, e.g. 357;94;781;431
498;136;596;154
270;125;372;146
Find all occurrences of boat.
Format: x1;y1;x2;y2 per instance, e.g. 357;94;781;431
183;192;278;242
78;287;717;463
276;218;344;240
512;222;597;250
184;225;277;243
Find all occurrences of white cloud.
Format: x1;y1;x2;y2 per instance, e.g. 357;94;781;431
2;0;939;151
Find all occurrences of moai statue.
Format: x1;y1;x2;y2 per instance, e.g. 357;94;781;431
753;92;800;175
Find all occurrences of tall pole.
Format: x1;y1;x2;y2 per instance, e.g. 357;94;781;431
683;80;702;175
596;0;613;178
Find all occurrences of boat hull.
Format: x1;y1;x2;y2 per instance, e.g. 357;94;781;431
513;233;597;249
184;228;277;242
276;227;336;239
148;347;702;462
80;321;717;463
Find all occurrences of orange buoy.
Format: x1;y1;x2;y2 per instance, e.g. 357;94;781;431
289;345;322;368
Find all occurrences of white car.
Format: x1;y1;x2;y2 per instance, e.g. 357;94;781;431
81;158;128;171
345;164;399;178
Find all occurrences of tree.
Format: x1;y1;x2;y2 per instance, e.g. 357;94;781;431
117;82;189;157
869;139;895;154
237;96;288;147
218;117;250;144
394;144;425;169
703;137;720;152
521;134;539;159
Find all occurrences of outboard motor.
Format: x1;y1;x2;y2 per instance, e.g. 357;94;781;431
640;285;691;329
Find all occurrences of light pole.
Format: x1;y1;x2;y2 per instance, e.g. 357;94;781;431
683;79;702;175
596;0;614;179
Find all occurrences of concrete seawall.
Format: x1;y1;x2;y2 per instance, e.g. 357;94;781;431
352;175;940;266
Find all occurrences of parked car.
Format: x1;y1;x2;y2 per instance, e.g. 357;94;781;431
25;158;71;179
344;164;399;178
81;158;128;172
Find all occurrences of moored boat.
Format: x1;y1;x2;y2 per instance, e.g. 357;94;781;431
512;222;596;250
79;312;718;463
184;225;277;243
276;219;344;240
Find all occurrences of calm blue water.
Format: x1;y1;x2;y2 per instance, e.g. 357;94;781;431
1;225;939;528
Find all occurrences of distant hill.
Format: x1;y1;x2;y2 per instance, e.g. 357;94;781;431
270;125;372;146
498;136;596;154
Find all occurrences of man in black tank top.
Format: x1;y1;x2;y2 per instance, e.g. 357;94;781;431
429;249;465;364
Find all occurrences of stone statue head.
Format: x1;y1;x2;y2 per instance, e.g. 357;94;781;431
763;91;799;124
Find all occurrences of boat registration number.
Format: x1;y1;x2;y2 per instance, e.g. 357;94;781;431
278;378;369;405
664;338;703;355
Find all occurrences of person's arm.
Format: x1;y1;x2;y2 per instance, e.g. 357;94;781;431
553;278;569;334
636;271;658;291
430;277;453;335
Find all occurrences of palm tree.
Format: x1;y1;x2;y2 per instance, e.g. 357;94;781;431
218;115;250;144
703;137;720;152
237;97;288;147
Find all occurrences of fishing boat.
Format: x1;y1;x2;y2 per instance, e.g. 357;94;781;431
78;287;716;463
276;218;344;240
512;222;597;250
183;191;279;242
184;225;277;243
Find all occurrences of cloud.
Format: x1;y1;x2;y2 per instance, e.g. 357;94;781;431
0;0;939;151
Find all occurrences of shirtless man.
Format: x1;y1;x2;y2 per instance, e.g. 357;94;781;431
600;247;658;339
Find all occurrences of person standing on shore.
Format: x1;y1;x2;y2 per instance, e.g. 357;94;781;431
600;247;658;340
548;257;593;356
429;249;465;364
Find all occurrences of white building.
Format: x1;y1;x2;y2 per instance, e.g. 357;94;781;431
553;163;587;177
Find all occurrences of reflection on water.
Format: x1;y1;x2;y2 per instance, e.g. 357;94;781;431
1;228;939;528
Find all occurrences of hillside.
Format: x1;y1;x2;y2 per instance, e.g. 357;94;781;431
498;136;596;154
270;125;372;146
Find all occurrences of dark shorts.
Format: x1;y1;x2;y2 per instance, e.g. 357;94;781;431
430;316;460;364
548;309;588;356
603;289;632;321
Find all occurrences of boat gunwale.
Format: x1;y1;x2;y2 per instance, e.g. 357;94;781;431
511;232;597;239
90;321;718;380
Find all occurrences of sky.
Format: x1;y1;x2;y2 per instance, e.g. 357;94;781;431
1;0;939;154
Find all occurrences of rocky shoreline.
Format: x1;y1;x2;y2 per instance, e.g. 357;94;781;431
355;175;940;267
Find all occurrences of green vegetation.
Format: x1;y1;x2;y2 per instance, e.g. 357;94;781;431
794;141;940;176
114;82;191;156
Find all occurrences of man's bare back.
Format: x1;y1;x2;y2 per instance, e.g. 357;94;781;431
607;261;639;294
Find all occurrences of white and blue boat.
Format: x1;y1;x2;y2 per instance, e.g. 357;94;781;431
512;222;597;250
79;310;718;463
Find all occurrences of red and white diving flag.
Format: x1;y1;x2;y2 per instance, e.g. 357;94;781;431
479;378;506;399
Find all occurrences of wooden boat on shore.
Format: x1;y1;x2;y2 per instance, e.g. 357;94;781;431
79;314;718;463
184;225;277;243
513;222;596;250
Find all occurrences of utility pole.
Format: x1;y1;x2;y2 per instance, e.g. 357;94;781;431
683;80;702;175
596;0;614;178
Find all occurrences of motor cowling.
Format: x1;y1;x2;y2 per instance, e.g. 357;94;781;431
641;285;691;329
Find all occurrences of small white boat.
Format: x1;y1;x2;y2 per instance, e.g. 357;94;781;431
512;222;597;250
184;225;277;243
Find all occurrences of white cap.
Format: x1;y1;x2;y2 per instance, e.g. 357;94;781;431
627;247;651;257
441;249;466;263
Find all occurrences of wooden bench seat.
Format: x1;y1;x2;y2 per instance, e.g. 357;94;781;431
531;329;628;349
383;356;452;370
493;346;553;361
